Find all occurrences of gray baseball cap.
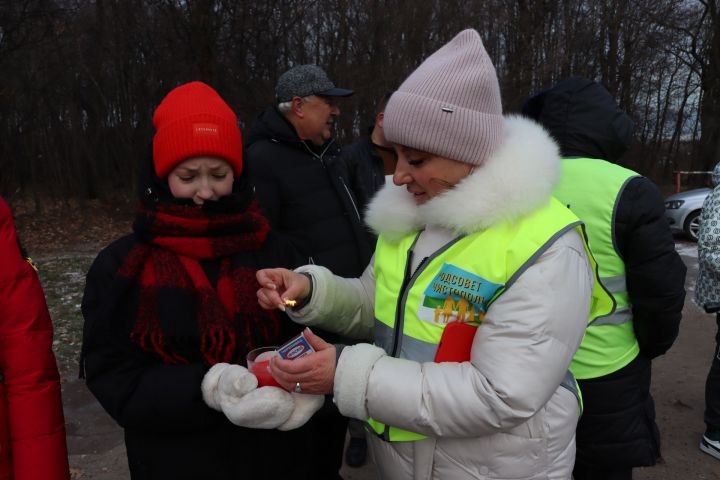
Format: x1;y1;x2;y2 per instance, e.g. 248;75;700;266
276;65;353;102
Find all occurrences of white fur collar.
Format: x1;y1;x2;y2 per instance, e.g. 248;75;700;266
365;115;560;240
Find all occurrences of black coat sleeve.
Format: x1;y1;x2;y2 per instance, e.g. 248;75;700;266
81;238;223;433
615;177;687;359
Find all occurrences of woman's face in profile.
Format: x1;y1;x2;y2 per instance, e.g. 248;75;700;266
392;145;474;204
167;156;234;205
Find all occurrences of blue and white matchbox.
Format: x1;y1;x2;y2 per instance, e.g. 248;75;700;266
278;332;315;360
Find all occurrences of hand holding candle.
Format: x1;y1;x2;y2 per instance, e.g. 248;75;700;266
247;332;317;389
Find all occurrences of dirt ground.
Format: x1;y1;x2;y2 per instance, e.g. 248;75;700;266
633;243;720;480
10;196;720;479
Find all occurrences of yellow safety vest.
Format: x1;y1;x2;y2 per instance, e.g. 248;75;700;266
554;158;641;379
368;198;613;441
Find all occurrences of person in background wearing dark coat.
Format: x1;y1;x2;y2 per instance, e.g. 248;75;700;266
523;76;687;480
341;92;397;217
0;197;70;480
694;161;720;461
245;64;372;278
245;65;375;478
81;82;324;480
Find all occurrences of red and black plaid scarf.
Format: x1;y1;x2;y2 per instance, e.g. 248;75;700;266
117;201;280;365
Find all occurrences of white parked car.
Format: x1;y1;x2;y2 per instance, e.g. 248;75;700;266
664;188;711;241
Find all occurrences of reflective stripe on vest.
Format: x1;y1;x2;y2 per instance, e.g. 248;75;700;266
554;158;641;379
592;274;631;325
368;198;596;442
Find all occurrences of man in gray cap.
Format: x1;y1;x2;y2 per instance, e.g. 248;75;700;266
245;64;371;278
244;65;374;478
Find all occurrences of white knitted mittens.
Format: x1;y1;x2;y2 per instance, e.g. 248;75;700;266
201;363;324;430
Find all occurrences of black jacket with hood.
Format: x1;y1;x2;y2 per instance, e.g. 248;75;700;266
244;107;374;278
523;76;687;470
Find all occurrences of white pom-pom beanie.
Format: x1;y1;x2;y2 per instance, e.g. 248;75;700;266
384;29;504;166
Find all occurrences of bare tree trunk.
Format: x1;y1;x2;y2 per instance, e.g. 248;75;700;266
700;1;720;171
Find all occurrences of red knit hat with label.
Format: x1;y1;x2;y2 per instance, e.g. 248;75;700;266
152;81;243;178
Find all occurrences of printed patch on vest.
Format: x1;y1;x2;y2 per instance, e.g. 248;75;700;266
418;263;503;324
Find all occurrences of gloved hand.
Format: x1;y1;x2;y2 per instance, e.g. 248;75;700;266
278;392;325;431
201;363;257;410
201;363;324;430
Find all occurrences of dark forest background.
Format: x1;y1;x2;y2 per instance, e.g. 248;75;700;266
2;0;720;203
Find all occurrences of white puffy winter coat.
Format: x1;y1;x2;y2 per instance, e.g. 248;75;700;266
289;117;592;480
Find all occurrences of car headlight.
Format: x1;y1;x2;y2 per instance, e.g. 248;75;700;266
665;200;684;209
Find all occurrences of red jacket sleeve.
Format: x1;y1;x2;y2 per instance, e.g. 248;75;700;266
0;197;70;480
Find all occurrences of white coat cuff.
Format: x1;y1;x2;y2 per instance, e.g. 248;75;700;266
333;343;385;420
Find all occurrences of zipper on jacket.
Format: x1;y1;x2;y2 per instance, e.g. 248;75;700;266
383;252;429;441
382;248;414;441
300;140;364;226
389;254;429;357
301;139;334;167
390;248;414;357
339;176;362;221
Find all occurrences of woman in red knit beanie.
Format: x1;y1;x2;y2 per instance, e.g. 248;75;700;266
80;82;324;479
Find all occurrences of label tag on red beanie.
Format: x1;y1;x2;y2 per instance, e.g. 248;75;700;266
193;123;220;137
